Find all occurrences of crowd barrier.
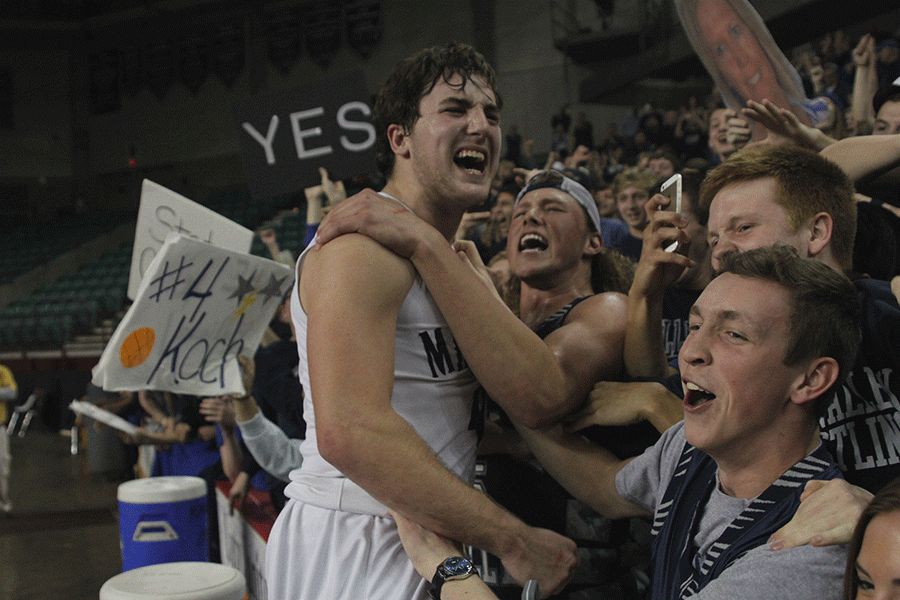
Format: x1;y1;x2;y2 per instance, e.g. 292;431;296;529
215;481;277;600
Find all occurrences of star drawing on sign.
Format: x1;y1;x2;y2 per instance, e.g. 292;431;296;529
260;273;289;304
228;271;257;306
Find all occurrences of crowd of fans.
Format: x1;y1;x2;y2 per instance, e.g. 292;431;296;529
6;23;900;600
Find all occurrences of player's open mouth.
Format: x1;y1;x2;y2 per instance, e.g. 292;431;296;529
518;233;548;253
454;149;487;174
684;382;715;407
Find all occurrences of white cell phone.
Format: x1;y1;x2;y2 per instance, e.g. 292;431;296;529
660;173;682;253
661;173;682;214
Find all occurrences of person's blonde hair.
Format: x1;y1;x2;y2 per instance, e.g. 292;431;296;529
611;167;658;198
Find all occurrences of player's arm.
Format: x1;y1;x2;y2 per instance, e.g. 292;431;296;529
403;222;584;426
513;421;647;520
302;235;576;595
314;190;585;427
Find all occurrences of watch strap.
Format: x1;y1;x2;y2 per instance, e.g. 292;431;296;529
429;556;477;599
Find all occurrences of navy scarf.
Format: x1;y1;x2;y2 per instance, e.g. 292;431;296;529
650;442;841;599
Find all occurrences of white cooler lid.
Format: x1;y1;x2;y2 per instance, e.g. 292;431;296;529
100;562;246;600
118;476;207;504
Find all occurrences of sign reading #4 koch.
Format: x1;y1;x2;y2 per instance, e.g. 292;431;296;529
233;70;376;199
129;180;255;301
93;233;294;397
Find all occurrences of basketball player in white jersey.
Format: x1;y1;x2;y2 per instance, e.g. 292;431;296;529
265;43;577;600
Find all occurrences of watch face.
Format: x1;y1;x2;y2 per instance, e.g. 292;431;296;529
440;557;473;578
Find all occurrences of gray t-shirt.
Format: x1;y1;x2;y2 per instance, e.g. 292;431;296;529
615;422;846;600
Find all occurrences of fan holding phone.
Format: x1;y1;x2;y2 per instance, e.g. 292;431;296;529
625;170;715;375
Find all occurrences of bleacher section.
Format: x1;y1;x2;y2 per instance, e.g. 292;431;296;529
0;213;124;285
209;187;308;261
0;242;132;350
0;187;307;356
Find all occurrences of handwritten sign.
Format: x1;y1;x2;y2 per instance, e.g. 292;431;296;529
232;70;376;199
94;233;294;397
128;180;254;300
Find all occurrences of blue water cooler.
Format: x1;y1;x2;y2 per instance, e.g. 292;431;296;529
117;476;208;571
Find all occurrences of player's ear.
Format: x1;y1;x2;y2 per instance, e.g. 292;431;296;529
388;124;410;158
789;356;839;407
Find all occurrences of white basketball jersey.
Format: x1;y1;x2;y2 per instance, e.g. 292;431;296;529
286;240;480;513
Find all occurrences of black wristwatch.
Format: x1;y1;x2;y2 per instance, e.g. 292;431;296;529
428;556;478;599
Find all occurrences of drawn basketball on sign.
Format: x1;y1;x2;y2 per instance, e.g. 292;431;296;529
120;327;156;368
